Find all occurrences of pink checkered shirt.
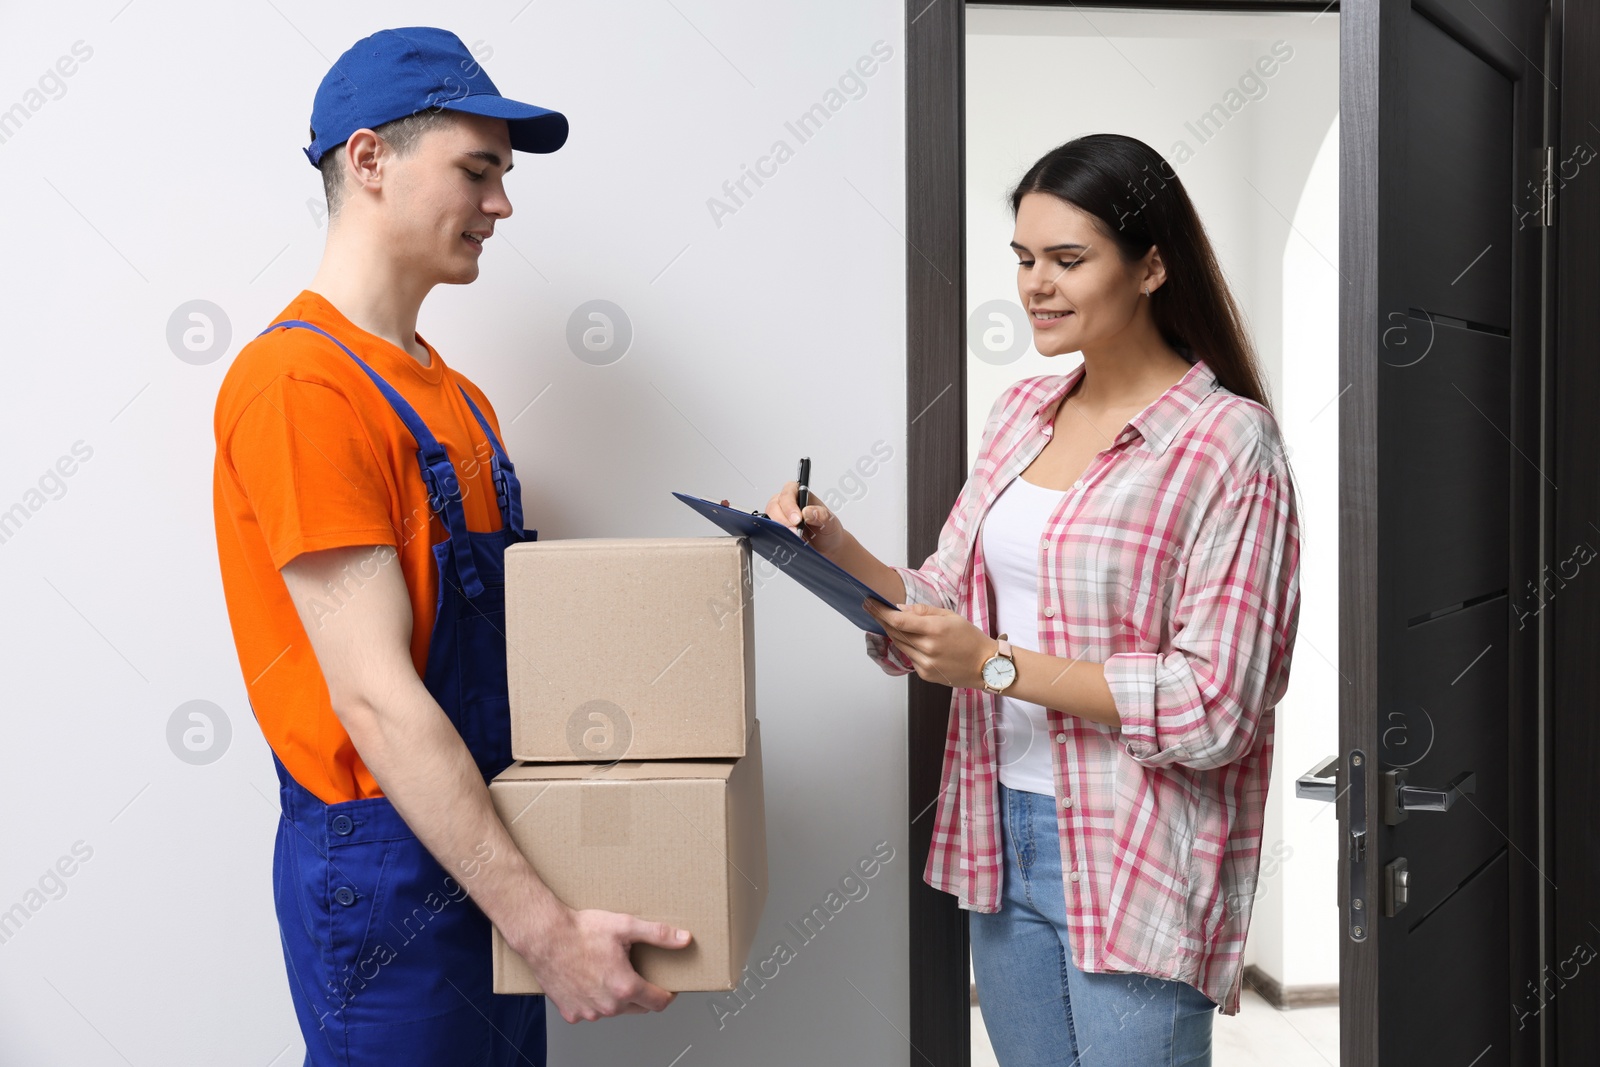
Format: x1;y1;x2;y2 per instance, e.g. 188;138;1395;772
866;358;1301;1016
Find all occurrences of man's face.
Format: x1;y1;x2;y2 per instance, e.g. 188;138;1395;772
384;110;515;286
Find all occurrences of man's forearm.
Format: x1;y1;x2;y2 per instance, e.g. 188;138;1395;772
335;676;566;957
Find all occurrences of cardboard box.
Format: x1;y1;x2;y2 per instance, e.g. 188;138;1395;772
488;719;768;994
505;537;756;762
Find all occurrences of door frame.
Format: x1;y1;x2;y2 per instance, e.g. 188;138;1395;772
903;3;1345;1064
902;0;969;1062
1545;1;1600;1063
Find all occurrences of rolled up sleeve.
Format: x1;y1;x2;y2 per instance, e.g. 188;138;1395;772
1104;467;1301;771
865;629;916;675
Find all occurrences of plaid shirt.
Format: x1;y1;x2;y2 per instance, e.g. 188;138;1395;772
866;358;1300;1016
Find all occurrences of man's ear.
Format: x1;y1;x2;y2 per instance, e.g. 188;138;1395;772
344;128;386;194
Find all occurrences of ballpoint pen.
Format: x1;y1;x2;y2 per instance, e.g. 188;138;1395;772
795;456;810;533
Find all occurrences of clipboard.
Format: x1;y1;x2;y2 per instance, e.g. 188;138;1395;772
673;491;897;635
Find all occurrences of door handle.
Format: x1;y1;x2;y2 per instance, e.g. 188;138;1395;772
1296;754;1340;802
1383;768;1476;824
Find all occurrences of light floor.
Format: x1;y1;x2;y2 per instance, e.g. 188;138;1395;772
972;984;1340;1066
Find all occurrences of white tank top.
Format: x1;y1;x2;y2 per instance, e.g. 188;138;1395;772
979;473;1069;795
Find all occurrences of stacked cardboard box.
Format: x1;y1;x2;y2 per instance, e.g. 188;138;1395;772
490;537;768;993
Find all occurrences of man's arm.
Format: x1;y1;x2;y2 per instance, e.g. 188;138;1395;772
279;543;691;1023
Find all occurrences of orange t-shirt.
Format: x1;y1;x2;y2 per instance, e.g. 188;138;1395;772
212;289;514;804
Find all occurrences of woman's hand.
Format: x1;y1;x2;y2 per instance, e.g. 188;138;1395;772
861;599;995;690
753;481;849;557
727;487;905;608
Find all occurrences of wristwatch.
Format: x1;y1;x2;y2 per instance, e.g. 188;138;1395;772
980;634;1018;694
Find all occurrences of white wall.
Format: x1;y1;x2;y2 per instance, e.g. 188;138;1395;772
964;6;1340;992
0;3;911;1063
1269;110;1342;991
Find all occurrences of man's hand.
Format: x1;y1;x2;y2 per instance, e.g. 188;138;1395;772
279;543;691;1023
861;599;994;690
515;907;692;1022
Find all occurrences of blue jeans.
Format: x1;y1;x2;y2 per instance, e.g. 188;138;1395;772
970;783;1217;1066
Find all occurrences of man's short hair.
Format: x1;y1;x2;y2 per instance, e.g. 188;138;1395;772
316;108;463;221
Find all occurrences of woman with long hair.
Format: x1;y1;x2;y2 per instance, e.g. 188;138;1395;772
766;133;1301;1065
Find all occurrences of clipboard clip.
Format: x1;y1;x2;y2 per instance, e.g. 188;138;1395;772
716;496;768;520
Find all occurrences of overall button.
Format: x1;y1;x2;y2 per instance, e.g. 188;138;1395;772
331;814;354;836
334;886;356;906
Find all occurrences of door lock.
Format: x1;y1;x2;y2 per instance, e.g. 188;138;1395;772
1295;752;1369;940
1385;857;1410;916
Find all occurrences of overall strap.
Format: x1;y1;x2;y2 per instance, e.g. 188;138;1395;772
255;320;486;598
455;386;524;534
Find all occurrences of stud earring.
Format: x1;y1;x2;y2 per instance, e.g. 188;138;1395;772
1143;286;1150;297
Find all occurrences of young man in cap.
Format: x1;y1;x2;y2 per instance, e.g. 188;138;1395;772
211;26;689;1065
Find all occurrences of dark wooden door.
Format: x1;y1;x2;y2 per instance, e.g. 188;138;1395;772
1327;0;1548;1063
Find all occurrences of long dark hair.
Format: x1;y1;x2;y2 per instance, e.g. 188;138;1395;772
1009;133;1274;413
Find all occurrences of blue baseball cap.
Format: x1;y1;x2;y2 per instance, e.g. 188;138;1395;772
304;26;568;168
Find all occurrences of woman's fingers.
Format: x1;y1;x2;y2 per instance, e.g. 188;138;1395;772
876;617;917;647
765;480;802;524
870;604;936;636
866;601;909;634
778;481;832;530
766;483;846;556
798;503;836;540
788;494;818;529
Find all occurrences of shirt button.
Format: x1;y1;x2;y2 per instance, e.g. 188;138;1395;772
1073;479;1084;489
331;814;354;836
1061;796;1073;809
1056;732;1068;744
1069;871;1081;882
334;886;356;906
1043;606;1055;618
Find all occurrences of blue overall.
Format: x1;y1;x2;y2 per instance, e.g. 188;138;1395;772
254;320;546;1066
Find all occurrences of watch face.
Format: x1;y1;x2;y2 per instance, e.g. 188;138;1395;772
983;656;1016;689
